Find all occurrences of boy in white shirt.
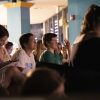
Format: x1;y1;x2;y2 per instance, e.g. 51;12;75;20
12;33;36;77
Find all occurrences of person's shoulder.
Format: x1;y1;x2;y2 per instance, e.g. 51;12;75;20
19;49;26;54
44;51;55;58
81;36;100;45
41;50;50;55
73;34;85;44
40;50;52;60
11;48;22;60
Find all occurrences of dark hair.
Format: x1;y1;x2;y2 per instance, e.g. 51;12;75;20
21;68;64;97
80;4;100;35
5;41;13;49
43;33;57;47
19;33;33;49
0;25;9;38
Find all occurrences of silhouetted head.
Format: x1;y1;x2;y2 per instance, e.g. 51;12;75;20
19;33;36;50
22;68;65;97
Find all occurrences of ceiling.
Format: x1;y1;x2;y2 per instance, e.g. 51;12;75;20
29;0;67;24
0;0;67;24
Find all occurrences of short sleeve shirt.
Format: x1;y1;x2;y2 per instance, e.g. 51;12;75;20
13;49;36;75
39;50;62;65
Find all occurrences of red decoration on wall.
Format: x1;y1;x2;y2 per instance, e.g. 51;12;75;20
70;14;75;21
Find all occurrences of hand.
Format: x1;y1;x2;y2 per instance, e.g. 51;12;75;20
0;60;18;69
5;61;18;67
64;39;70;49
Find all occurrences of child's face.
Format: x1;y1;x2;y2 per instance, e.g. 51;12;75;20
7;46;13;55
0;36;8;47
49;37;58;50
27;36;36;51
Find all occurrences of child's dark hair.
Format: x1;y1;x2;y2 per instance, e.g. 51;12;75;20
5;41;13;49
21;68;64;96
19;33;33;49
43;33;57;47
0;25;9;38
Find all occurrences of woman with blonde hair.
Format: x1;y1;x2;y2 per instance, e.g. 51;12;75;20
34;40;46;62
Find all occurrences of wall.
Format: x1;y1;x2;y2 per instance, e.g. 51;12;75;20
68;0;100;44
44;7;67;43
31;23;43;41
7;7;30;44
0;5;7;25
7;8;21;44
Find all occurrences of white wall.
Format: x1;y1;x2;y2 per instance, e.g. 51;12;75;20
0;5;7;25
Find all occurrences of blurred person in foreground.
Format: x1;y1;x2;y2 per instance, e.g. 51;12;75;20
21;68;66;98
0;25;25;96
70;4;100;68
69;4;100;92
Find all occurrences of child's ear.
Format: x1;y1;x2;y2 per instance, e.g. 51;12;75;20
23;43;27;48
45;41;49;47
